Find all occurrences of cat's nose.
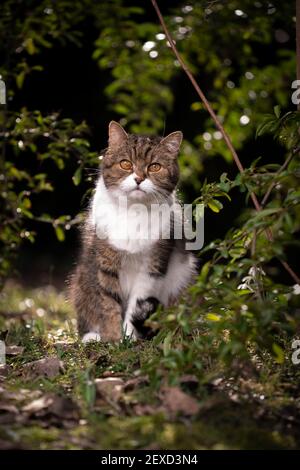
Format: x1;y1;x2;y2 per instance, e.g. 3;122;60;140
134;175;145;185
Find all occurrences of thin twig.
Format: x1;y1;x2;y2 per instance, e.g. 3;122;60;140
251;229;256;259
281;260;300;283
251;229;263;300
297;0;300;110
151;0;300;285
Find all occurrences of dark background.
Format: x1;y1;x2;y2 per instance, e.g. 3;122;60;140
8;0;296;288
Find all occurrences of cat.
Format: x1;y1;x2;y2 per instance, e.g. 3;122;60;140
70;121;197;342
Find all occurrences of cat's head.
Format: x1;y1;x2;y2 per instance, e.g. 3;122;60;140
101;121;182;202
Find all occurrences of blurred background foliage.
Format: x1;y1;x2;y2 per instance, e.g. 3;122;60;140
0;0;300;366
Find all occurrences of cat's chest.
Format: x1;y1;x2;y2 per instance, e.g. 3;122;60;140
95;202;161;254
108;208;154;253
119;254;148;299
91;177;173;255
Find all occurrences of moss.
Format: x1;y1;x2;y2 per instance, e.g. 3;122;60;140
0;283;299;450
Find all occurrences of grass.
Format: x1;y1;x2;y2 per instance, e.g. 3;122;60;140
0;281;299;450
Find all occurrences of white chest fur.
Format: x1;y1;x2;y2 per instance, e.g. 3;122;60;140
91;177;173;254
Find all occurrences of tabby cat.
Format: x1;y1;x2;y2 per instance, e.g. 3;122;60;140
70;121;197;342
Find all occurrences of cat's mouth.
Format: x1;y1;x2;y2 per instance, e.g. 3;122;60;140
129;187;147;197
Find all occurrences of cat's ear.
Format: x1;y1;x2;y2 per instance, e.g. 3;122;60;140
108;121;128;150
159;131;183;155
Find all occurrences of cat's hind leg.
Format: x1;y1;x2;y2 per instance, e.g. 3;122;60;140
131;297;160;339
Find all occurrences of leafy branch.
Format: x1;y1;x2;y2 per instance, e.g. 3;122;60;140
151;0;300;285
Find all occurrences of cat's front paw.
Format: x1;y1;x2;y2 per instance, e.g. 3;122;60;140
82;332;101;343
122;320;137;341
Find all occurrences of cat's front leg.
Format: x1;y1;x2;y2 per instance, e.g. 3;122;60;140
123;295;139;340
123;297;160;340
75;267;123;343
71;239;124;343
122;315;136;340
123;242;173;339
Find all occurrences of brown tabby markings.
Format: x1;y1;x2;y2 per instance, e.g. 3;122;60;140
103;135;179;193
70;232;123;342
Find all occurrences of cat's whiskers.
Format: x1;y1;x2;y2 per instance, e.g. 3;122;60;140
84;168;101;178
149;188;170;205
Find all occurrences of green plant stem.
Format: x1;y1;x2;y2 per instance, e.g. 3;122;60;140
261;146;300;207
251;229;263;301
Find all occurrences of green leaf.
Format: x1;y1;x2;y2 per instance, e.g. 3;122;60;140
207;199;223;213
114;104;129;114
255;115;278;138
272;342;285;364
82;378;96;408
228;247;246;258
191;102;202;111
199;261;210;282
24;37;36;55
163;332;173;357
274;105;281;119
16;72;25;89
54;225;65;242
72;167;82;186
22;198;32;209
219;181;230;192
206;313;221;322
237;289;252;296
20;208;33;219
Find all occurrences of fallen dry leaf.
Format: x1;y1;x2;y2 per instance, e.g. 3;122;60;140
179;374;199;390
6;345;24;356
48;395;79;420
54;341;76;352
22;395;54;414
133;403;163;416
159;386;200;417
0;388;42;403
101;370;125;378
0;402;19;425
124;376;149;392
0;365;10;382
22;356;64;379
0;403;19;414
23;393;79;422
95;377;124;402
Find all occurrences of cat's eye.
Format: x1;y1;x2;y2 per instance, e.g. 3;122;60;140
119;160;132;171
148;162;161;173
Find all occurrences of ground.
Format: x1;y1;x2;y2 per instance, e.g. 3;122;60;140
0;281;300;450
